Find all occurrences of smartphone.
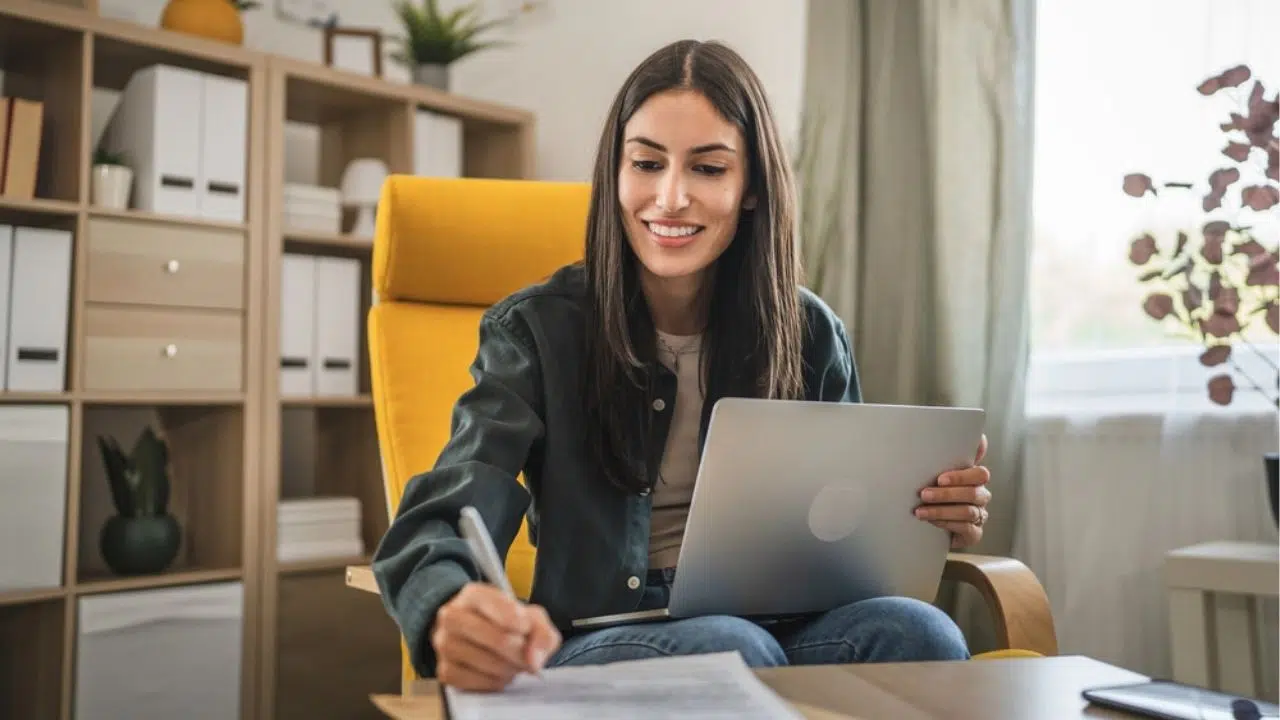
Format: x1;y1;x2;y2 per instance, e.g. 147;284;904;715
1082;680;1279;720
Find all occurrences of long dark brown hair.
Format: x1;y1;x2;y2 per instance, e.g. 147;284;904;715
583;39;805;494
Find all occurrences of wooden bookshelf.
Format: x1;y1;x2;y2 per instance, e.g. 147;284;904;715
258;54;536;720
0;2;265;718
0;2;539;717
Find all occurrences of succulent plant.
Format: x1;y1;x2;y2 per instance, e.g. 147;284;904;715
388;0;510;67
97;427;171;518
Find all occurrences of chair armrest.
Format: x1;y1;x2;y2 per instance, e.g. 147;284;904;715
943;552;1058;656
346;565;380;595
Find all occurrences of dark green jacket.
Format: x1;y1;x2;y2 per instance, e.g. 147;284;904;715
372;263;862;678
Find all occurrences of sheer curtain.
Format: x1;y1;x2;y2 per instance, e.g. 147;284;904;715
801;0;1036;650
1015;0;1279;699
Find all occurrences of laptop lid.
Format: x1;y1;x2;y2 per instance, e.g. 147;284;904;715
667;398;986;619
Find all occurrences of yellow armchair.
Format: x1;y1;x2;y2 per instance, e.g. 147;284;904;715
351;175;1058;694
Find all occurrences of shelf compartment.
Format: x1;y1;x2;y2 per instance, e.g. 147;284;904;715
77;405;244;584
274;572;399;719
0;8;86;204
90;14;255;94
0;597;65;720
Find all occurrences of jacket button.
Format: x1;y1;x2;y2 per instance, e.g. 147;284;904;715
627;575;640;590
652;398;666;411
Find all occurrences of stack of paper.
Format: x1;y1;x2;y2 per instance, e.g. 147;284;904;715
276;496;364;562
283;183;342;234
444;651;806;720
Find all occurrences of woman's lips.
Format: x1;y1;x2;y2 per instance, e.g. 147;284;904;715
643;220;705;248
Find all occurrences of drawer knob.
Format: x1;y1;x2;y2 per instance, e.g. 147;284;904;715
163;344;178;358
165;260;180;273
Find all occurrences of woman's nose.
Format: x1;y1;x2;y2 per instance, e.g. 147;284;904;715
655;170;689;212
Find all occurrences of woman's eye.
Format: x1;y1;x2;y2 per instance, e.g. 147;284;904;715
631;160;661;172
695;164;727;176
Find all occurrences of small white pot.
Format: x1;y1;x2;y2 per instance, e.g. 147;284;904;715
92;164;133;210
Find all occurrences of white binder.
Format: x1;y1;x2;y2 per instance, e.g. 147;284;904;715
198;73;248;223
100;65;203;219
279;254;316;397
0;405;68;592
100;64;247;223
314;257;360;396
413;109;463;178
7;227;72;392
0;225;11;389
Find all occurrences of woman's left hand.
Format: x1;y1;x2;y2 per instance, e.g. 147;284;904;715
915;433;991;549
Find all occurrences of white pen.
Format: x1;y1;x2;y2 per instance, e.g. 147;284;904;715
458;506;541;676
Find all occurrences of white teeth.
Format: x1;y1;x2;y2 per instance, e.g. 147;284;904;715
647;223;701;238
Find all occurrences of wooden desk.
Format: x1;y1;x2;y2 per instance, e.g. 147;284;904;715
369;655;1148;719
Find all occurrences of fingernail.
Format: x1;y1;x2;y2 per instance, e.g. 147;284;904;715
921;489;936;501
532;649;547;670
938;474;951;486
915;508;927;518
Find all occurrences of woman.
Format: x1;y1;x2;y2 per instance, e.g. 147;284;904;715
373;39;993;692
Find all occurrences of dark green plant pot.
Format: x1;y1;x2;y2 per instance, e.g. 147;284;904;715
100;514;182;575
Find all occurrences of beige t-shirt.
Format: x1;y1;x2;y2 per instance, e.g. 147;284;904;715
648;330;705;569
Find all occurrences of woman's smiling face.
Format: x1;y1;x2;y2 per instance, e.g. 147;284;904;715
617;88;754;288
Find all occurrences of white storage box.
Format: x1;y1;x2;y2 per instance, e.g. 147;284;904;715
75;582;244;720
277;496;365;562
0;405;68;592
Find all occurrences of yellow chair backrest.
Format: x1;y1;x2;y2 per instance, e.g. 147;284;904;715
368;175;589;688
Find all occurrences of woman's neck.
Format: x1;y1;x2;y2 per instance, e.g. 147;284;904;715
641;269;712;336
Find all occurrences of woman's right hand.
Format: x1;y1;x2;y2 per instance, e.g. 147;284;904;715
431;582;562;691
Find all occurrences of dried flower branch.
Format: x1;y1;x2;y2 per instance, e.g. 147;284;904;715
1124;64;1279;407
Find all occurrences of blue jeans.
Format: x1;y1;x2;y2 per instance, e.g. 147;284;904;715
549;569;970;668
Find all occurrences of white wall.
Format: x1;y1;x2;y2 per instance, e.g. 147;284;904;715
97;0;809;182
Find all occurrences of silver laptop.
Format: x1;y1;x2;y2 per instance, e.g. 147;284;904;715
572;398;986;630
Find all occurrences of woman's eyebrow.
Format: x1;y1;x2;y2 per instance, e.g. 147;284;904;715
625;136;737;154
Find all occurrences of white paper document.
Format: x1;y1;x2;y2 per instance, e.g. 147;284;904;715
444;651;805;719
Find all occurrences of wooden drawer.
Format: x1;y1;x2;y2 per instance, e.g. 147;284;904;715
86;216;244;310
82;306;243;392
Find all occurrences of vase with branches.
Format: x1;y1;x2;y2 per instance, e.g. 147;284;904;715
1123;63;1279;409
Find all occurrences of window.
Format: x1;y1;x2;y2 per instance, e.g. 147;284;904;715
1028;0;1279;412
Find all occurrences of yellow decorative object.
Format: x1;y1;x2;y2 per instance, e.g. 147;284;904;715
160;0;245;46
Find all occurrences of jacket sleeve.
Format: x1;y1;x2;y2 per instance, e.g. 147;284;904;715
371;311;545;679
819;314;864;404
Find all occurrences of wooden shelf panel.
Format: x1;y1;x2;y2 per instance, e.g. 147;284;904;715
281;395;373;408
86;206;247;233
0;392;73;405
75;567;241;596
277;554;372;576
282;230;373;257
0;586;67;608
78;391;245;406
0;196;80;219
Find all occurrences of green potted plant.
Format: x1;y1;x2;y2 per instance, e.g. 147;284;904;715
388;0;510;91
97;426;182;575
1122;62;1278;523
91;147;132;211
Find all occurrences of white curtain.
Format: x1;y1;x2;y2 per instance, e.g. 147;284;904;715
801;0;1036;649
1016;409;1279;699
